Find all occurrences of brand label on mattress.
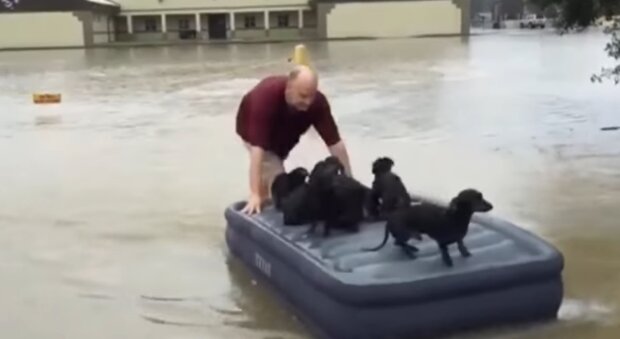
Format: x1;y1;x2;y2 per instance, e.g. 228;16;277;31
254;252;272;277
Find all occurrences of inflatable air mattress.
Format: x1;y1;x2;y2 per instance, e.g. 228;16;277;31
224;195;564;339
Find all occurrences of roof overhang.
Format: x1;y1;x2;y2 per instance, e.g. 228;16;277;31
0;0;121;15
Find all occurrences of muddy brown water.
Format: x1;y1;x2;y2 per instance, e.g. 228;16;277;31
1;29;620;339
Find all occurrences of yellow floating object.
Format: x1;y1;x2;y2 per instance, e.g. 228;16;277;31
33;93;62;104
288;44;311;67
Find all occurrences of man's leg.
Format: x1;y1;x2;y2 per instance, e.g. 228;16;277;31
244;142;285;200
262;151;285;199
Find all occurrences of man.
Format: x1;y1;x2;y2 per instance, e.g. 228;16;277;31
236;65;352;215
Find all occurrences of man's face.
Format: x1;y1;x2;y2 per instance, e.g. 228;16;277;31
285;79;317;112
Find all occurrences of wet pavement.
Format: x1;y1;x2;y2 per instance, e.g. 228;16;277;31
1;29;620;339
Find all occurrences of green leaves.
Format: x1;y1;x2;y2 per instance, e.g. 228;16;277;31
591;18;620;84
527;0;618;30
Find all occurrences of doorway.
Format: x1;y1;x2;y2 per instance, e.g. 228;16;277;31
207;14;227;40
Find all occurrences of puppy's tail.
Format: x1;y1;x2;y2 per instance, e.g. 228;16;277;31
362;223;390;252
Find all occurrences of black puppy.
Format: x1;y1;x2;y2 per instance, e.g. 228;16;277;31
365;189;493;266
280;182;313;225
280;157;342;227
364;210;423;258
310;156;345;181
367;157;411;220
319;174;368;236
271;167;309;210
306;156;366;237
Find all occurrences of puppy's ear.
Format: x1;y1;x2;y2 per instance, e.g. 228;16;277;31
448;197;465;214
372;161;381;175
448;198;458;213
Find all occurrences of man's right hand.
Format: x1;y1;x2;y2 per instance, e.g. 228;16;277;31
241;193;263;215
243;145;266;215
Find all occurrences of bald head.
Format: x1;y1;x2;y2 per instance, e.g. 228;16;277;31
288;65;318;88
285;65;319;112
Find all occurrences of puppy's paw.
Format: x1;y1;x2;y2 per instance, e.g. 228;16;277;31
457;241;472;257
397;243;419;259
402;249;417;259
440;250;453;267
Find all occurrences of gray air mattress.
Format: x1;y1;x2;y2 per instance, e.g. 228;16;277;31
224;195;564;339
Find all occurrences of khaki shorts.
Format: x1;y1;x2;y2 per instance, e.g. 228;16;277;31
244;142;285;198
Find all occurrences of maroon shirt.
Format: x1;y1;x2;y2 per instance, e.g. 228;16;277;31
236;75;341;159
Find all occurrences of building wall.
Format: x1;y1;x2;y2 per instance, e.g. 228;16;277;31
303;9;317;27
112;0;316;42
319;0;465;39
165;14;196;40
117;0;310;11
131;15;166;41
73;11;115;46
269;10;299;28
235;12;266;30
0;12;85;49
107;15;117;42
106;0;467;44
233;12;264;39
269;28;301;40
233;29;267;40
133;32;167;41
301;27;318;38
166;14;197;31
92;13;114;43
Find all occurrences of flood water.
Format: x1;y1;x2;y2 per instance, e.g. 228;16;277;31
1;29;620;339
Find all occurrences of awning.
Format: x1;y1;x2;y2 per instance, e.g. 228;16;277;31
1;0;121;14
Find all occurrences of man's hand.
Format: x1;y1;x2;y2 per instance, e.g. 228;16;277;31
242;193;263;215
328;140;353;177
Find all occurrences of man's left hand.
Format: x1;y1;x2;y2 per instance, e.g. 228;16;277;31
328;140;353;177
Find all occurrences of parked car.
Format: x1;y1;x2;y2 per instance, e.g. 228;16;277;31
520;14;546;29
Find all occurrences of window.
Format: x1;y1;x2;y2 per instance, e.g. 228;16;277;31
145;18;157;32
244;15;256;29
277;14;289;28
179;18;190;30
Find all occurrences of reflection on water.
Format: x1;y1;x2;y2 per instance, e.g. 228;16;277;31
1;29;620;338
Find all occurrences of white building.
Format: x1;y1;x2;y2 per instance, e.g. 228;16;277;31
0;0;471;50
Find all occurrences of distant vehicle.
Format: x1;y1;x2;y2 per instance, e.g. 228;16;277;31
520;14;546;29
596;15;620;30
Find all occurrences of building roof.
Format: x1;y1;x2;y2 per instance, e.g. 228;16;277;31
85;0;119;6
0;0;120;14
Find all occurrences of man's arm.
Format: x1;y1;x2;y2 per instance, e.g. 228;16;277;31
241;144;266;214
312;93;353;176
239;90;274;214
248;145;266;198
